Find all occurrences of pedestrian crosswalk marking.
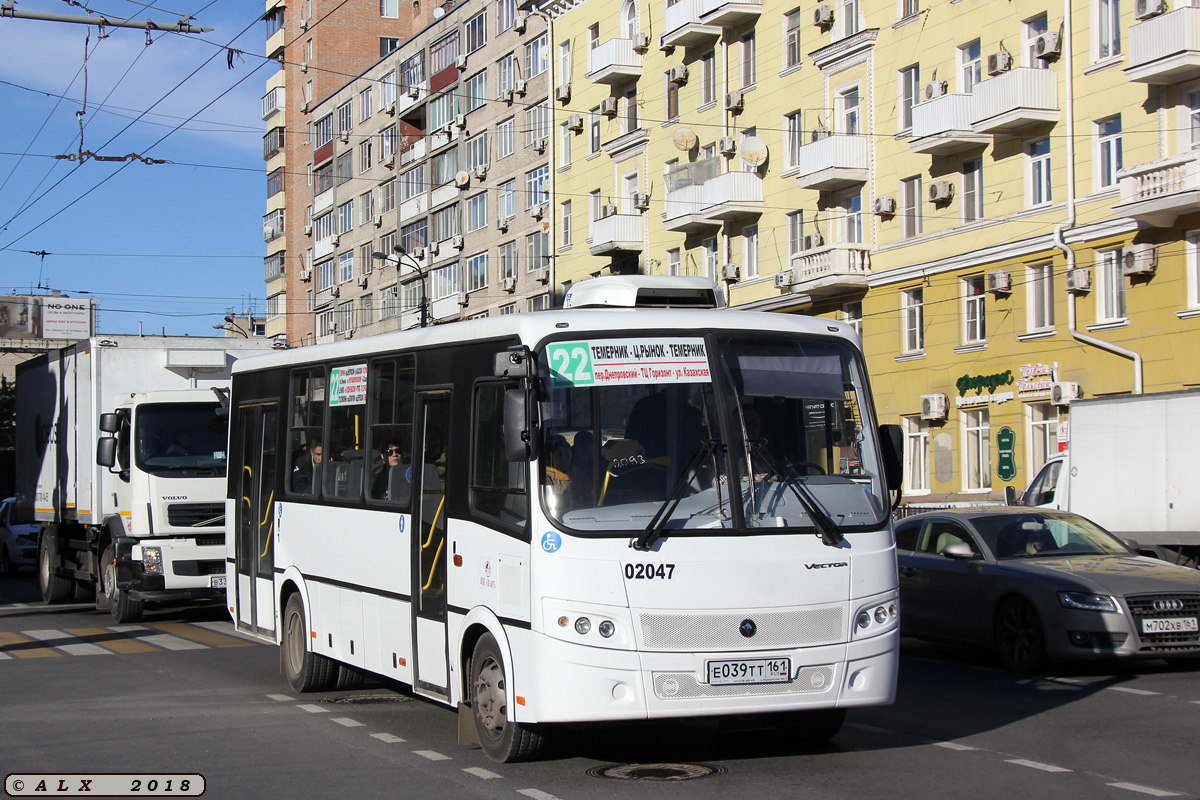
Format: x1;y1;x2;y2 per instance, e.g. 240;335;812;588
65;627;159;654
0;622;262;659
151;622;255;648
109;625;208;651
23;629;112;656
0;631;61;659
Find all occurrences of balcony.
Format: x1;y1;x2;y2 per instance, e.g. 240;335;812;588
793;135;868;191
971;67;1058;134
909;93;990;155
400;136;427;166
1126;7;1200;84
586;39;642;85
785;244;871;297
663;159;763;231
590;214;643;255
660;0;720;48
261;87;285;120
1112;152;1200;227
697;0;762;28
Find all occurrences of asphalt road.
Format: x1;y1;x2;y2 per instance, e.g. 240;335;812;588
2;570;1197;800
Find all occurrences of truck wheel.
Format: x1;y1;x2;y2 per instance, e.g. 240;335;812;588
470;633;546;762
102;545;144;623
38;533;73;604
995;597;1047;673
282;594;336;692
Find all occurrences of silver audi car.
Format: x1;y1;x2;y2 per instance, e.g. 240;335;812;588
895;507;1200;672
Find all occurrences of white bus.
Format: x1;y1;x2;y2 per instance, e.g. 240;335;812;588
226;277;904;762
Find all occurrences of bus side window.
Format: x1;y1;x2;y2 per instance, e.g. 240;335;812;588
289;370;326;496
471;382;527;528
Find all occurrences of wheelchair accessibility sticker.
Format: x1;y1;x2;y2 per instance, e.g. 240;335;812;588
541;531;562;553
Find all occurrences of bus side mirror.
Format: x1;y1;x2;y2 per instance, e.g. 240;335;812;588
494;346;534;379
878;424;903;494
99;413;121;434
97;437;117;468
503;389;539;462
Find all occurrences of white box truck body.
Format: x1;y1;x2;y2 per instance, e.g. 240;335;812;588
1021;390;1200;565
16;335;275;621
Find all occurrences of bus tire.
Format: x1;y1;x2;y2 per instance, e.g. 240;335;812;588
282;594;336;692
102;545;144;623
333;664;365;690
470;633;545;762
39;532;73;604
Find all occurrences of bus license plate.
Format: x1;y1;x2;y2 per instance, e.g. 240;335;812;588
1142;617;1197;634
210;575;227;589
706;658;791;686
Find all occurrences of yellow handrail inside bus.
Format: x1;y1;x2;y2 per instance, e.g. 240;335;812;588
421;495;445;550
421;537;444;592
259;492;274;558
598;470;613;506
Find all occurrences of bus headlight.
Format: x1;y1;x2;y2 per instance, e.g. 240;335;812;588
141;547;163;575
852;595;900;639
598;620;616;638
574;617;591;635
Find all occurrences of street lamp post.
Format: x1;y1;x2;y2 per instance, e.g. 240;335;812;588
211;315;249;338
372;246;429;328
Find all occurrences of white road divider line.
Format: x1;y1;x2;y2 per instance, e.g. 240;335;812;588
296;704;328;713
463;767;502;780
413;750;451;761
1107;782;1182;797
331;717;364;727
23;629;112;656
933;741;978;751
266;694;295;702
1107;686;1160;696
1006;759;1071;773
370;733;406;743
518;790;563;800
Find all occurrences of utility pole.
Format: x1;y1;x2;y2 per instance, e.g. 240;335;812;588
0;2;213;34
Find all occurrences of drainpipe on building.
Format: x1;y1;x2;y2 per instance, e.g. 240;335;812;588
721;36;732;303
530;7;556;303
1052;0;1143;393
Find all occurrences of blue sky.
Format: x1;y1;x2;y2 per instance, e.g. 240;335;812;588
0;0;270;336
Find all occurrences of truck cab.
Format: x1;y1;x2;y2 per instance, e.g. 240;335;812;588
1020;453;1068;509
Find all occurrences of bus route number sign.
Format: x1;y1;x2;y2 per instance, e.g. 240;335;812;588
547;338;711;388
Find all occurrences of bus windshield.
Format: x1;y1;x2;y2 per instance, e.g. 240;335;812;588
134;403;229;476
538;332;889;535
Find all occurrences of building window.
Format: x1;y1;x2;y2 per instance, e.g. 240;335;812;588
380;179;396;213
526;101;549;146
526;34;549;77
665;72;679;119
467;133;489;170
401;219;427;252
380;285;398;319
898;64;919;131
314;114;334;148
840;0;860;37
963;275;986;343
1024;14;1049;67
401;52;425;91
263;126;285;159
786;211;803;258
497;118;515;158
432;205;460;243
622;87;639;134
264;252;285;281
588;108;601;153
466;252;488;291
703;237;719;282
1027;137;1052;207
901;0;919;18
338;200;354;234
467;71;488;111
963;408;992;491
840;191;862;244
267;168;283;197
498;0;515;32
429;91;459;130
380;0;398;18
431;147;458;187
559;40;572;84
431;32;460;74
379;125;397;161
1096;248;1127;322
1097;0;1121;59
837;86;860;134
559;122;572;168
431;262;461;300
316;259;335;291
667;248;681;276
359;138;373;172
358;243;373;273
1028;262;1055;330
740;32;756;87
784;111;803;168
500;241;518;279
901;175;922;238
1187;229;1200;310
314;210;335;242
526;165;550;208
360;294;374;327
742;224;758;278
588;24;600;50
903;416;930;494
959;40;982;93
785;9;803;68
498;179;516;219
1096;116;1123;190
466;11;487;53
902;287;924;354
359;87;373;122
466;193;488;232
339;250;354;283
496;53;515;94
700;50;716;106
1028;403;1059;477
961;158;983;222
337;102;353;136
843;300;862;337
560;200;572;248
588;189;602;238
526;230;549;273
335;152;352;186
265;7;283;37
399;165;424;202
1187;91;1200;149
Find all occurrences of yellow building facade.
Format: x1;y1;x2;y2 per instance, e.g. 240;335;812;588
539;0;1200;505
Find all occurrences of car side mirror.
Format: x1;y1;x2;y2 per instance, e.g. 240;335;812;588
1004;485;1017;506
941;541;977;560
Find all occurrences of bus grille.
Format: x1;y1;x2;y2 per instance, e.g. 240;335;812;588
1127;593;1200;648
638;607;844;651
167;503;225;528
652;666;836;699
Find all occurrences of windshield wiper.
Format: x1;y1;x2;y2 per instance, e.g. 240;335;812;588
630;438;718;552
750;443;844;547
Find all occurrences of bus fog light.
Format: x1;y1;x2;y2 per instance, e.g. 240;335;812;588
856;611;871;629
142;547;163;575
574;617;591;635
598;620;615;638
888;603;899;618
874;606;888;624
557;616;569;627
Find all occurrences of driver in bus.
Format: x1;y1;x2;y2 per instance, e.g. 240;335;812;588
292;440;323;493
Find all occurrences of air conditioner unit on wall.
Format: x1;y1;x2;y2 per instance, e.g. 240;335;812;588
1035;31;1062;60
473;164;488;179
721;263;740;283
567;113;584;131
1050;381;1082;406
724;91;744;112
668;65;689;84
556;84;571;102
1122;244;1158;276
813;4;834;27
774;270;794;289
456;55;468;70
928;180;954;204
986;50;1013;76
1065;268;1092;293
601;203;618;217
718;136;737;155
298;268;312;282
924;80;948;100
632;32;651;52
1135;0;1167;19
503;276;517;292
633;192;650;211
600;97;619;116
986;269;1012;293
873;196;896;215
514;12;528;32
921;394;948;421
804;232;824;250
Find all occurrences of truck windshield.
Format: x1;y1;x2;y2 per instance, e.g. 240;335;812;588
134;403;228;476
537;332;888;536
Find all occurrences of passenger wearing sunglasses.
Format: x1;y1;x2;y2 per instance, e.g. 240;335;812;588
371;440;408;501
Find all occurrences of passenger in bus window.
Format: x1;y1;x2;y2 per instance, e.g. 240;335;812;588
292;440;322;493
372;440;407;500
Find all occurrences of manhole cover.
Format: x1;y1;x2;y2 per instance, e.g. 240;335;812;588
586;763;725;781
323;694;410;705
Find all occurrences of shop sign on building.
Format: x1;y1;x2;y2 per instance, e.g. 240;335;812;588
1016;362;1055;398
996;426;1016;481
954;370;1014;408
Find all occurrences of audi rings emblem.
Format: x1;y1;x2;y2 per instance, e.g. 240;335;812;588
1152;599;1185;613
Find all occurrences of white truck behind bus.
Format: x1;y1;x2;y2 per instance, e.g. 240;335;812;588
1020;389;1200;566
16;336;274;621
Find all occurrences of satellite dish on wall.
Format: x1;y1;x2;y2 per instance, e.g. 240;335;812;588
740;136;768;167
672;127;698;152
433;6;445;18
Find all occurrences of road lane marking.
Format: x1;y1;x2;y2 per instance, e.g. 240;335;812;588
64;627;158;654
1108;782;1183;797
267;694;295;702
1106;686;1160;696
23;629;112;656
109;626;207;651
414;750;451;761
933;742;978;751
150;622;254;648
331;717;364;727
1006;759;1071;773
463;767;502;780
297;704;328;713
0;631;59;659
370;733;406;743
518;790;563;800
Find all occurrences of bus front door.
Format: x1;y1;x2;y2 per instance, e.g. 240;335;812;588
235;402;279;637
411;391;450;700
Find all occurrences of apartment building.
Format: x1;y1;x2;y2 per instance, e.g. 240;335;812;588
538;0;1200;503
262;0;437;345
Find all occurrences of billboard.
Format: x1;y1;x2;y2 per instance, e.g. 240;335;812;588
0;295;93;341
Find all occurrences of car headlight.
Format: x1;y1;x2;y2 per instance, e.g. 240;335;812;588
1058;591;1117;612
141;546;164;575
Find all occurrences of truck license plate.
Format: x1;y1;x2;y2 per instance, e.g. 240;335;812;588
1142;617;1197;634
210;575;227;589
706;658;791;686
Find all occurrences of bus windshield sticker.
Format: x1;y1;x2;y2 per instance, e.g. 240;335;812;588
547;338;710;387
329;363;368;406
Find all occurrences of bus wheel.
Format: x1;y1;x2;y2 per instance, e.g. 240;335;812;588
38;533;72;604
470;633;545;762
282;594;336;692
333;664;365;690
102;545;143;623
